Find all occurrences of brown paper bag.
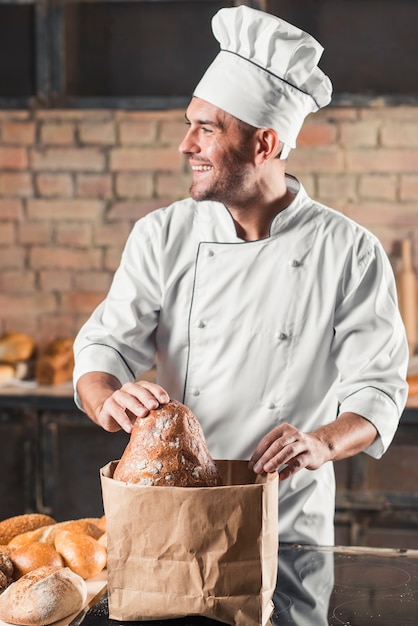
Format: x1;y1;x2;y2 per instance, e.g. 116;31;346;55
101;459;279;626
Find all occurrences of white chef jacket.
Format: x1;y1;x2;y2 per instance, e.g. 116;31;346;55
73;176;408;546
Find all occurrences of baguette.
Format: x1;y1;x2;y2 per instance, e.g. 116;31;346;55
0;514;56;546
0;565;87;626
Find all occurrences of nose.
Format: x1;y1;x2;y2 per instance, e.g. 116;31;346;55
178;127;199;155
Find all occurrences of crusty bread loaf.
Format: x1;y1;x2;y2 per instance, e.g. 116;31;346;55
54;530;107;579
113;399;222;487
0;514;56;546
10;542;64;579
35;338;74;385
0;332;36;364
0;565;87;626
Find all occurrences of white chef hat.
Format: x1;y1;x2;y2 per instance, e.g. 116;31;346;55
193;6;332;159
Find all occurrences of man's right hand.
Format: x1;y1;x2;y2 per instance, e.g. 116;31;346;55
76;372;170;433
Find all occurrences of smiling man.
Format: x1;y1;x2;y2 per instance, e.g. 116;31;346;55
73;6;408;545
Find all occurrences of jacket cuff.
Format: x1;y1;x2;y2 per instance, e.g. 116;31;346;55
339;386;403;459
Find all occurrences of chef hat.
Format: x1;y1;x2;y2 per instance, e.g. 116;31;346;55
193;6;332;159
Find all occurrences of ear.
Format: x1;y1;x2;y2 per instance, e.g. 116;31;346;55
254;128;281;164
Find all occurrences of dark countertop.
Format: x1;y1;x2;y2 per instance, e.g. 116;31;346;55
79;544;418;626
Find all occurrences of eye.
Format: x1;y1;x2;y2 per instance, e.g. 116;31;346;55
201;126;213;134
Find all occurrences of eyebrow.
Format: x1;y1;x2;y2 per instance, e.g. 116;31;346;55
184;113;224;130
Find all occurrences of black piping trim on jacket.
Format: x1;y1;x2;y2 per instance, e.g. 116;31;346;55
344;385;400;415
221;49;321;108
78;342;136;380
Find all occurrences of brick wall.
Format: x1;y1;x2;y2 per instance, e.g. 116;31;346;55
0;106;417;347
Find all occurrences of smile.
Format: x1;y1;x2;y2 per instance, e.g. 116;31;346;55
191;165;213;171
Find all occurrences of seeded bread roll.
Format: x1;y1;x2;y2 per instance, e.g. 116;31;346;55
0;514;56;546
0;565;87;626
113;399;222;487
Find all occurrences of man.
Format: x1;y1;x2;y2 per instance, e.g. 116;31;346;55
74;6;408;545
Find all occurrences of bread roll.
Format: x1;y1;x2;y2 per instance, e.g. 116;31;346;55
0;514;56;546
35;338;74;385
54;530;107;579
0;332;36;363
0;363;15;384
8;518;104;549
113;399;222;487
10;543;64;579
0;565;87;626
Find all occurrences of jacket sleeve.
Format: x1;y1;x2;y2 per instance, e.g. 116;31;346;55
73;216;162;411
331;239;409;459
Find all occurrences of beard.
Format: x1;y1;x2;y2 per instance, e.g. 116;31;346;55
189;144;255;206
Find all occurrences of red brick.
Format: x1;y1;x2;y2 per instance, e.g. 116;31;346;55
339;121;380;148
0;172;33;197
345;202;418;230
400;175;418;201
76;174;113;199
1;122;36;145
2;317;38;338
79;122;116;145
107;199;165;221
40;122;75;145
31;148;105;171
55;223;93;247
27;199;104;221
0;293;57;317
0;111;30;121
0;222;16;245
288;147;344;174
61;292;104;314
381;123;418;149
30;246;102;270
0;147;28;169
0;198;24;220
346;149;418;174
359;174;397;201
36;173;73;197
0;246;25;269
116;172;154;199
39;270;73;292
38;315;77;343
93;223;131;247
317;174;357;201
119;120;157;145
297;122;337;147
159;120;187;145
18;221;52;245
156;173;190;199
110;147;183;172
36;110;112;121
359;107;418;122
115;110;183;122
104;247;124;272
0;269;36;292
75;271;113;292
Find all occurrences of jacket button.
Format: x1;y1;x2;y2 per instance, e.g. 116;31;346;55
193;389;200;396
277;332;288;341
197;320;206;328
291;259;302;267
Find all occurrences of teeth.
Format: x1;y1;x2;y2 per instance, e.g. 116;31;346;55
191;165;212;171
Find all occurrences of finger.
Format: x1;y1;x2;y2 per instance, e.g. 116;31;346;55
134;380;170;404
252;435;303;473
